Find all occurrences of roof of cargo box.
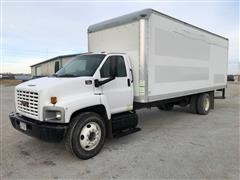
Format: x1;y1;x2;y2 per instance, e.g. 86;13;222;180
88;8;228;40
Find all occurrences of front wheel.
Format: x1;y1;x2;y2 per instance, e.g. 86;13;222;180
65;112;106;160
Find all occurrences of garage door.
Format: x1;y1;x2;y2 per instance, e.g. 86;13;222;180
36;66;41;76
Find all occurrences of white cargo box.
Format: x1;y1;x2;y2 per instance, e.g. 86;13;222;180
88;9;228;103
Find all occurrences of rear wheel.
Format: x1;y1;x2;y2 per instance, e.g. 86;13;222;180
65;112;106;159
197;93;210;115
189;95;198;114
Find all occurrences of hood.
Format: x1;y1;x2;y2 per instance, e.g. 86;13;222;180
16;76;95;101
17;77;76;91
15;77;96;121
18;76;92;90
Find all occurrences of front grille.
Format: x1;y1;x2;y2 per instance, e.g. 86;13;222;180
16;90;39;118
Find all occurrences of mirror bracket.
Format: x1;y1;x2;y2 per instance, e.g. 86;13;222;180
94;76;115;87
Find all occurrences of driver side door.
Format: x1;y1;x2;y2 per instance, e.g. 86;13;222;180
99;55;133;114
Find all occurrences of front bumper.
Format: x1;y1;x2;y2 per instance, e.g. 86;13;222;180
9;112;68;142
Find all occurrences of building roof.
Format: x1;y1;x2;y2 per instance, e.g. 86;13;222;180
30;53;81;67
88;8;228;40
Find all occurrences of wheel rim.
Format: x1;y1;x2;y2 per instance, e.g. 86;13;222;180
79;122;101;151
204;97;210;111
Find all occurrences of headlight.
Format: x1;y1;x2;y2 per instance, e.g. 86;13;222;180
45;110;61;121
43;106;65;122
56;111;62;120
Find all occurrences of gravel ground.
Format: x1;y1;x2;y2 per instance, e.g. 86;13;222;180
0;82;239;179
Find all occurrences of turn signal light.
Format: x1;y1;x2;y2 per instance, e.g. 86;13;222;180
51;96;57;105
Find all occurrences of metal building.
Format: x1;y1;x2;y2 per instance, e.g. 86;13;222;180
30;54;80;77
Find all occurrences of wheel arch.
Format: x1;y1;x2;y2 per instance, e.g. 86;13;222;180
70;104;109;122
69;105;113;139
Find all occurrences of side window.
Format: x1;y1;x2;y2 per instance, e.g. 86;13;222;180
100;57;112;78
116;56;127;77
100;56;127;78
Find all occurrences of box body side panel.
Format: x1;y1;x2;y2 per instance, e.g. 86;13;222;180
147;13;228;101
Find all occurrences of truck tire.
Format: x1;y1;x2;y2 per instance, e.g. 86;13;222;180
65;112;106;160
197;93;210;115
158;103;174;111
189;95;198;114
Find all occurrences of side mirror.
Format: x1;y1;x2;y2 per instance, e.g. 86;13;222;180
94;79;101;87
94;76;116;87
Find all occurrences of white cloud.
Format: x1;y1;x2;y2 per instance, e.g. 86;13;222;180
2;56;45;73
228;61;240;75
3;62;31;73
2;1;239;73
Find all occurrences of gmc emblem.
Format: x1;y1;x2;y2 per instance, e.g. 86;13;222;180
20;101;29;107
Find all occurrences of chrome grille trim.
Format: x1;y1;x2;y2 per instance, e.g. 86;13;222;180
16;90;39;118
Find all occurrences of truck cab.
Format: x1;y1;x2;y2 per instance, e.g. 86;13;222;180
9;53;138;159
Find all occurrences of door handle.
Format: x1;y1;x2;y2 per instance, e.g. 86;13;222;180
130;69;133;83
127;78;131;87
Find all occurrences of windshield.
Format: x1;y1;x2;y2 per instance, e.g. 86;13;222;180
55;54;106;77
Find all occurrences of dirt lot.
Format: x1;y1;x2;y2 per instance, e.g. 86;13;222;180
0;83;239;179
0;79;22;86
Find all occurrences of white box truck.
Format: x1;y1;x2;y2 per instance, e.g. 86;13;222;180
9;9;228;159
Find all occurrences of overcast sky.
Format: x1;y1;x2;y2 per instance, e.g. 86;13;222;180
1;1;239;74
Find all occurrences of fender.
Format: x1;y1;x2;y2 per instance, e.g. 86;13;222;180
99;94;111;119
56;93;111;123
